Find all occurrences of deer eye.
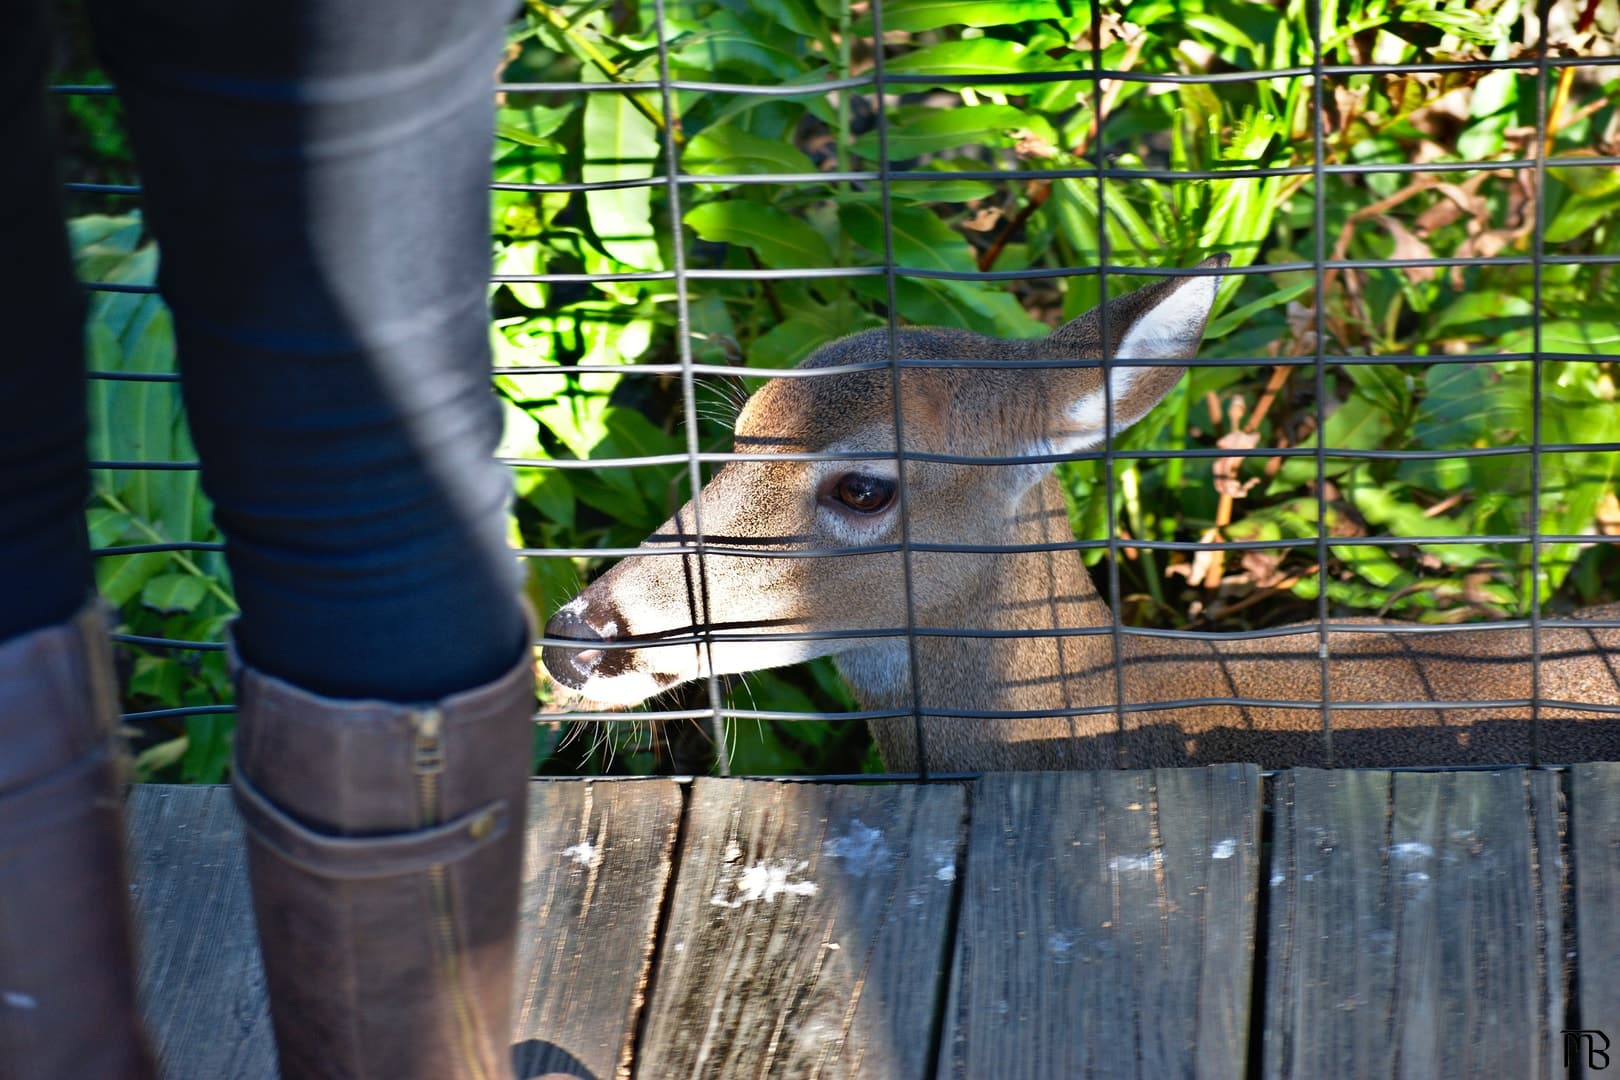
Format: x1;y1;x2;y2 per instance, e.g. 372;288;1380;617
832;473;896;514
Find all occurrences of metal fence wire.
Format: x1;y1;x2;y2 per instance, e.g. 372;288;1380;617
60;0;1620;779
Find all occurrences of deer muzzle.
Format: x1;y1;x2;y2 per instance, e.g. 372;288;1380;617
541;600;616;690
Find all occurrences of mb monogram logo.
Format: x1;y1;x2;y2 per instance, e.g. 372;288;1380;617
1565;1029;1612;1071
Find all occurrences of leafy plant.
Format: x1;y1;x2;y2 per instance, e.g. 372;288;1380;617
66;0;1620;778
74;216;235;782
496;0;1620;772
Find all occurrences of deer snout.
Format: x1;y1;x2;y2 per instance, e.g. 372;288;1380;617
541;599;620;690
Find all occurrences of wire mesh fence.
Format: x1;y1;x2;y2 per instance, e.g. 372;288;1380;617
55;0;1620;780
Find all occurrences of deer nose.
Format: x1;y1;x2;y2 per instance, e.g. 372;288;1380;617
542;603;611;689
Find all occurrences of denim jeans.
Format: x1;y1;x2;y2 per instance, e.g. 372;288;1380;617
1;0;528;702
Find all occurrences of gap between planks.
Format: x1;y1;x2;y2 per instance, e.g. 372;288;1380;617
124;764;1616;1080
1261;768;1569;1080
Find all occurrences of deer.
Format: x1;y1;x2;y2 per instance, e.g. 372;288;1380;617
540;256;1620;772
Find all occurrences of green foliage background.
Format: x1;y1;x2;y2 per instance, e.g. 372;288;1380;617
64;0;1620;779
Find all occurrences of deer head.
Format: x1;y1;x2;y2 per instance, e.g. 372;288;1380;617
541;257;1228;711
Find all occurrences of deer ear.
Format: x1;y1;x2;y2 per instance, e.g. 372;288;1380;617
1039;254;1227;455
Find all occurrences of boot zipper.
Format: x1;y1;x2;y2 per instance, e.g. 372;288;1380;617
413;708;491;1080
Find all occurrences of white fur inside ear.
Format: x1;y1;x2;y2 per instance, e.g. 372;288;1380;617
1065;365;1145;440
1116;274;1218;360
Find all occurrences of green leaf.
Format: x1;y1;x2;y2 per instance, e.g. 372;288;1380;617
528;555;582;627
593;406;685;512
1457;69;1516;160
495;104;573;146
1549;159;1620;197
1273;396;1395;487
1345;481;1495;568
673;19;805;82
129;656;183;707
684;201;834;269
526;469;576;530
880;39;1051;79
494;240;548;309
1330;543;1412;590
852;104;1052;160
1183;12;1258;54
141;573;208;614
751;316;836;368
134;736;189;781
848;276;972;329
887;177;999;204
96;551;168;607
685;124;817;179
88;306;183;527
1343;363;1412;419
87;508;133;548
582;71;662;270
1410;362;1523;454
744;0;827;39
68;214;143;255
805;656;858;708
1204;280;1312;339
877;0;1072;31
839;202;976;272
1046;179;1162;261
182;713;234;784
1413;7;1498;43
1428;292;1533;342
568;469;651;525
1499;321;1620;357
86;243;162;349
534;394;612;461
1546;184;1620;243
936;278;1048;337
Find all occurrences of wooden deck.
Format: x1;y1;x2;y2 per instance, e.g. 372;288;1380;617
127;764;1620;1079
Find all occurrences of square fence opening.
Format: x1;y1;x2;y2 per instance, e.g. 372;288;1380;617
53;0;1620;781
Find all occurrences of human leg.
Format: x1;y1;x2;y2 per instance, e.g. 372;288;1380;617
86;1;529;703
0;0;95;642
84;3;535;1076
0;6;157;1077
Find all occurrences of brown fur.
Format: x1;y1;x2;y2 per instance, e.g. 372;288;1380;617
545;259;1620;770
863;471;1620;770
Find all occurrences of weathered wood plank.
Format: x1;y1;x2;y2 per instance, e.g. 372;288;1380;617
1572;762;1620;1049
127;785;276;1080
637;779;965;1079
511;779;681;1080
1389;770;1556;1076
1527;769;1568;1075
941;765;1261;1079
1263;769;1394;1079
1263;769;1561;1080
129;780;681;1080
1159;766;1263;1075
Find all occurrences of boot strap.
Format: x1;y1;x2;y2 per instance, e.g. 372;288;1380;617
231;755;510;880
0;750;117;850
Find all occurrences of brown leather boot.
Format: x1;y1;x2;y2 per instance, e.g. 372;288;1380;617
0;602;159;1080
230;637;536;1080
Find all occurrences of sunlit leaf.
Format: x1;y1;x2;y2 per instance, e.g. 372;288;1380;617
582;70;662;270
839;201;976;272
685;124;817;179
141;573;208;614
496;104;573;146
875;0;1074;32
880;39;1052;79
852;104;1054;160
685;200;835;268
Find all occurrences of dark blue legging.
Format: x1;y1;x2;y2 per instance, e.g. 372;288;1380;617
2;1;528;702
